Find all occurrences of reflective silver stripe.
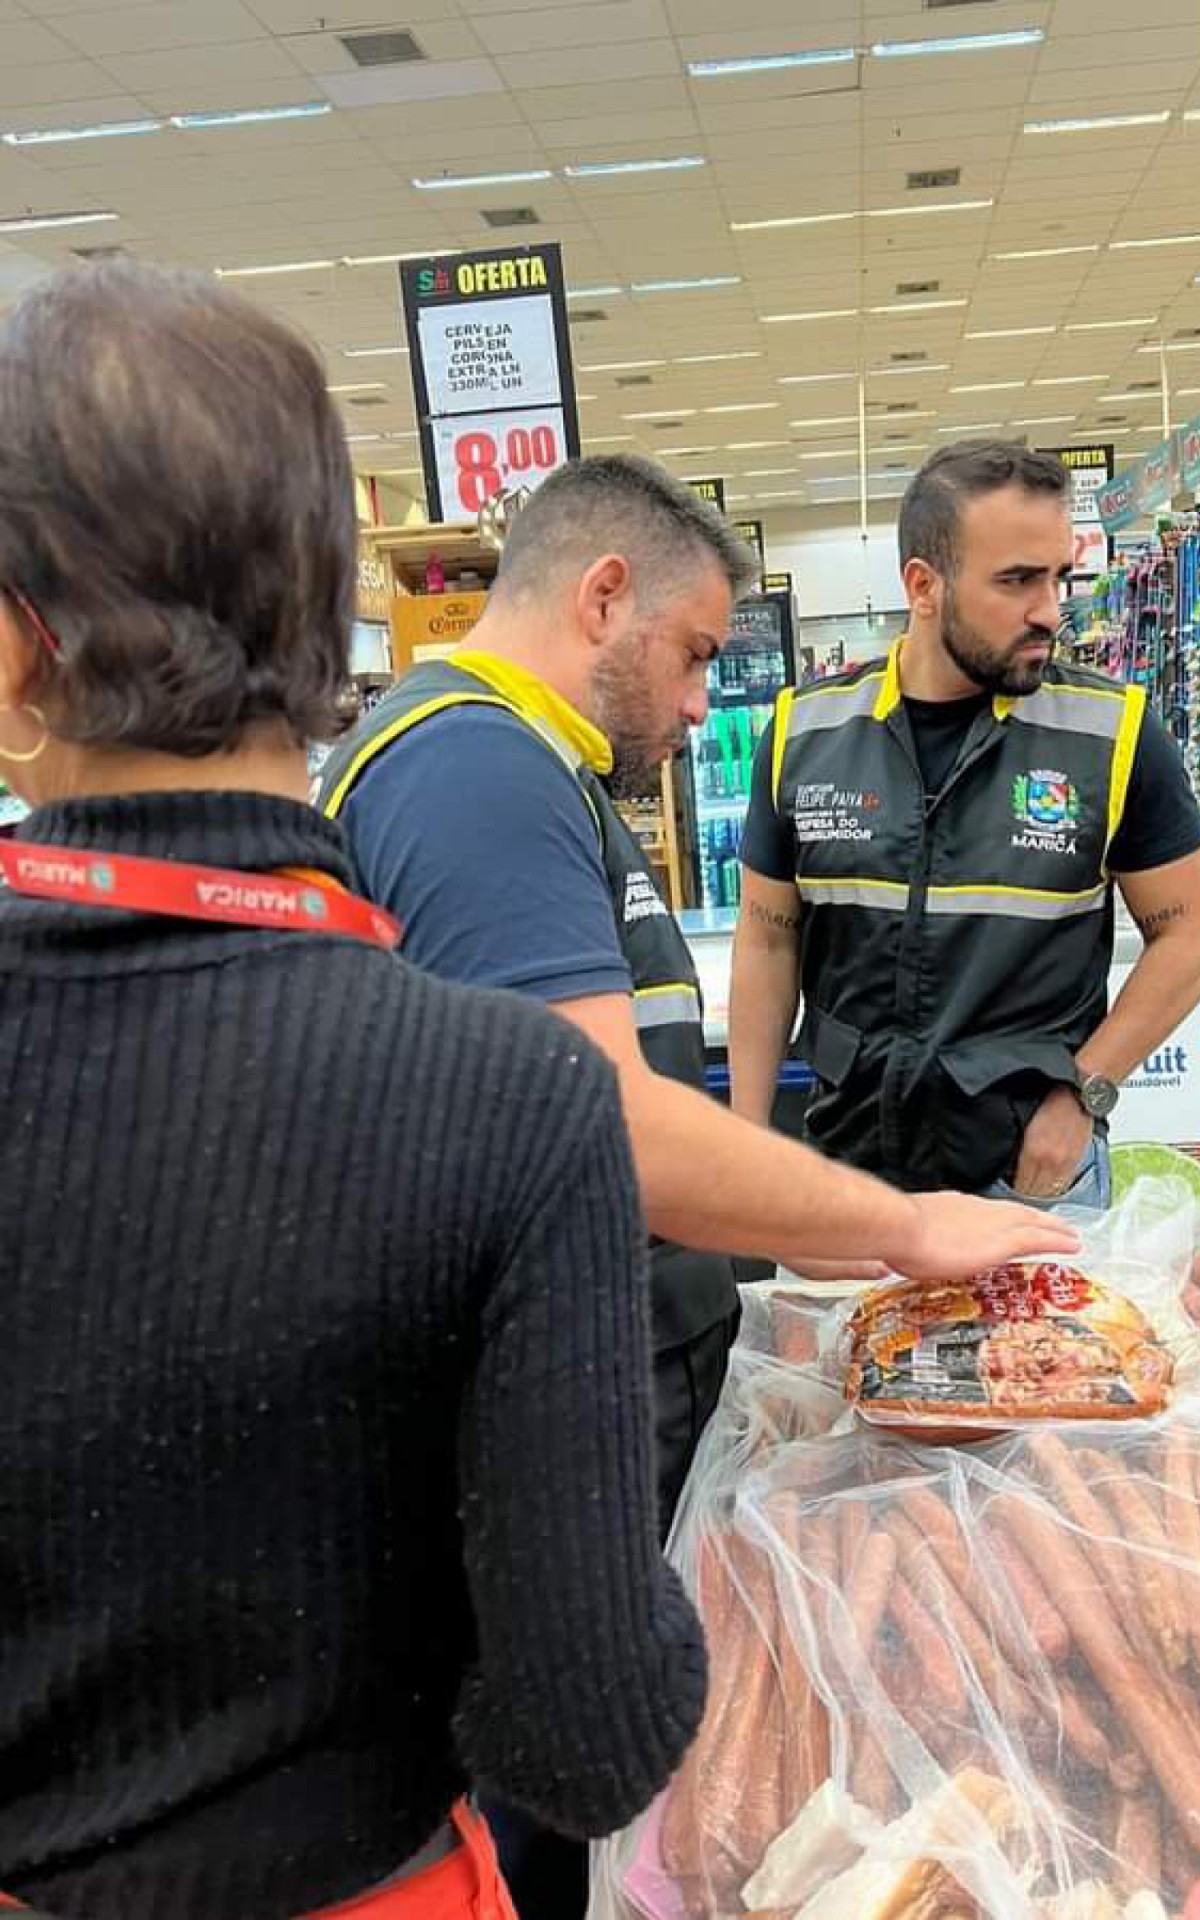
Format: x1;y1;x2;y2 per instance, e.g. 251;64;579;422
1008;685;1125;742
926;884;1107;921
796;879;910;911
633;987;702;1030
786;673;887;737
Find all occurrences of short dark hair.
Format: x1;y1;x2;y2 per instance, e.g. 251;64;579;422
0;259;356;755
494;454;760;608
898;439;1069;577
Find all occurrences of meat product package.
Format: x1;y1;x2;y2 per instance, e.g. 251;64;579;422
587;1184;1200;1920
840;1176;1199;1435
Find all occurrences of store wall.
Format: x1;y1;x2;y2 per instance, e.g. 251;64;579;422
755;503;906;620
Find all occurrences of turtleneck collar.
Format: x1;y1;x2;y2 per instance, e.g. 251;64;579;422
19;789;354;887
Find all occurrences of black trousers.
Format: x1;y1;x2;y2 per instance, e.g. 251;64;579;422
484;1309;740;1920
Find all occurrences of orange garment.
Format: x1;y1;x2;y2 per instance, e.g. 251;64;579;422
304;1804;518;1920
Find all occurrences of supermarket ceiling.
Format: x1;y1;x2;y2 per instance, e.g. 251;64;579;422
2;0;1200;518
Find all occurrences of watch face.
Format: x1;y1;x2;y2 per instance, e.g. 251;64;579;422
1081;1075;1119;1118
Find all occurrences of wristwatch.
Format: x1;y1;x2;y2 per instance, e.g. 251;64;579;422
1073;1068;1120;1119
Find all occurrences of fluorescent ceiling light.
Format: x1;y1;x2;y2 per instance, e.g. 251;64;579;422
1065;317;1157;332
623;408;698;420
753;489;805;500
655;445;718;454
374;468;423;477
779;371;857;385
726;439;789;449
763;308;858;324
966;325;1057;339
937;421;1005;434
216;258;335;277
872;29;1044;57
413;168;552;190
173;102;331;129
871;363;951;376
992;243;1100;260
676;350;761;364
864;441;927;453
732;199;990;232
567;284;622;298
865;407;937;420
344;250;462;266
631;275;741;293
743;466;799;476
564;156;705;177
1110;233;1200;249
346;433;383;444
1099;390;1162;402
705;401;780;413
1024;111;1171;133
580;358;666;372
1012;415;1078;426
585;434;635;443
732;211;857;232
343;345;409;358
789;414;858;428
688;48;856;77
4;118;161;146
799;447;857;459
1032;374;1109;386
1138;340;1200;354
328;382;387;394
868;299;968;314
867;199;994;218
951;381;1026;392
0;209;118;232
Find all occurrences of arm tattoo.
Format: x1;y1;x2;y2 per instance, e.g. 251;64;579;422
749;901;801;934
1133;901;1190;942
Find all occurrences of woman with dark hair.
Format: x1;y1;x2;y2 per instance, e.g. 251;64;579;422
0;261;705;1920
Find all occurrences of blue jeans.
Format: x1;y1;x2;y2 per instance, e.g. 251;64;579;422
985;1129;1112;1212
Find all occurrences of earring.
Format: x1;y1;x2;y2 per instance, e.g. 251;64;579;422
0;704;49;766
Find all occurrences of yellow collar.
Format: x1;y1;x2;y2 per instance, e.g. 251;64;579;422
452;650;614;774
874;636;1015;722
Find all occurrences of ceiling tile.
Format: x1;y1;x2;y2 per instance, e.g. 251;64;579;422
318;58;506;108
96;40;305;91
473;0;668;57
283;20;485;75
494;40;678;89
51;3;269;57
0;55;125;108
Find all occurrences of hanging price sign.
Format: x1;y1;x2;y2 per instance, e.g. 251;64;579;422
401;245;580;523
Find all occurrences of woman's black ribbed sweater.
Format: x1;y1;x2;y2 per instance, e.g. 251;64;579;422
0;790;705;1920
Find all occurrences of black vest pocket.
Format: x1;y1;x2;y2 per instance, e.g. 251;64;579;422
796;1004;864;1087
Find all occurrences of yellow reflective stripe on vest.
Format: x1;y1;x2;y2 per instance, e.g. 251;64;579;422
926;882;1108;922
1008;681;1127;743
772;687;795;808
787;671;888;738
795;876;910;911
322;691;515;820
633;982;702;1030
1105;682;1147;863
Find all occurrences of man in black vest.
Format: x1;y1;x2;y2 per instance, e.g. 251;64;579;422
731;439;1200;1203
321;453;1073;1919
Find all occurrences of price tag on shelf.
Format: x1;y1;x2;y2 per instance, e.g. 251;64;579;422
431;407;569;520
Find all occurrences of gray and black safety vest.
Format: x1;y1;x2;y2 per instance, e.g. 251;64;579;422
771;642;1146;1191
319;656;737;1348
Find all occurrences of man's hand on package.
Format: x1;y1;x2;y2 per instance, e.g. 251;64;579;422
886;1190;1081;1280
1012;1085;1095;1201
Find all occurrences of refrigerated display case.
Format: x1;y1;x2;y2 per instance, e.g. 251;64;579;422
684;589;799;911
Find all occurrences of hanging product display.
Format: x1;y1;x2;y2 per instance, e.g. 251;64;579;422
1069;522;1200;799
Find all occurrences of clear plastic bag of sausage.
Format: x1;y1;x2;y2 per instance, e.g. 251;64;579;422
588;1281;1200;1920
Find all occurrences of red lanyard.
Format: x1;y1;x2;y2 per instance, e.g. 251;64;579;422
0;841;400;951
